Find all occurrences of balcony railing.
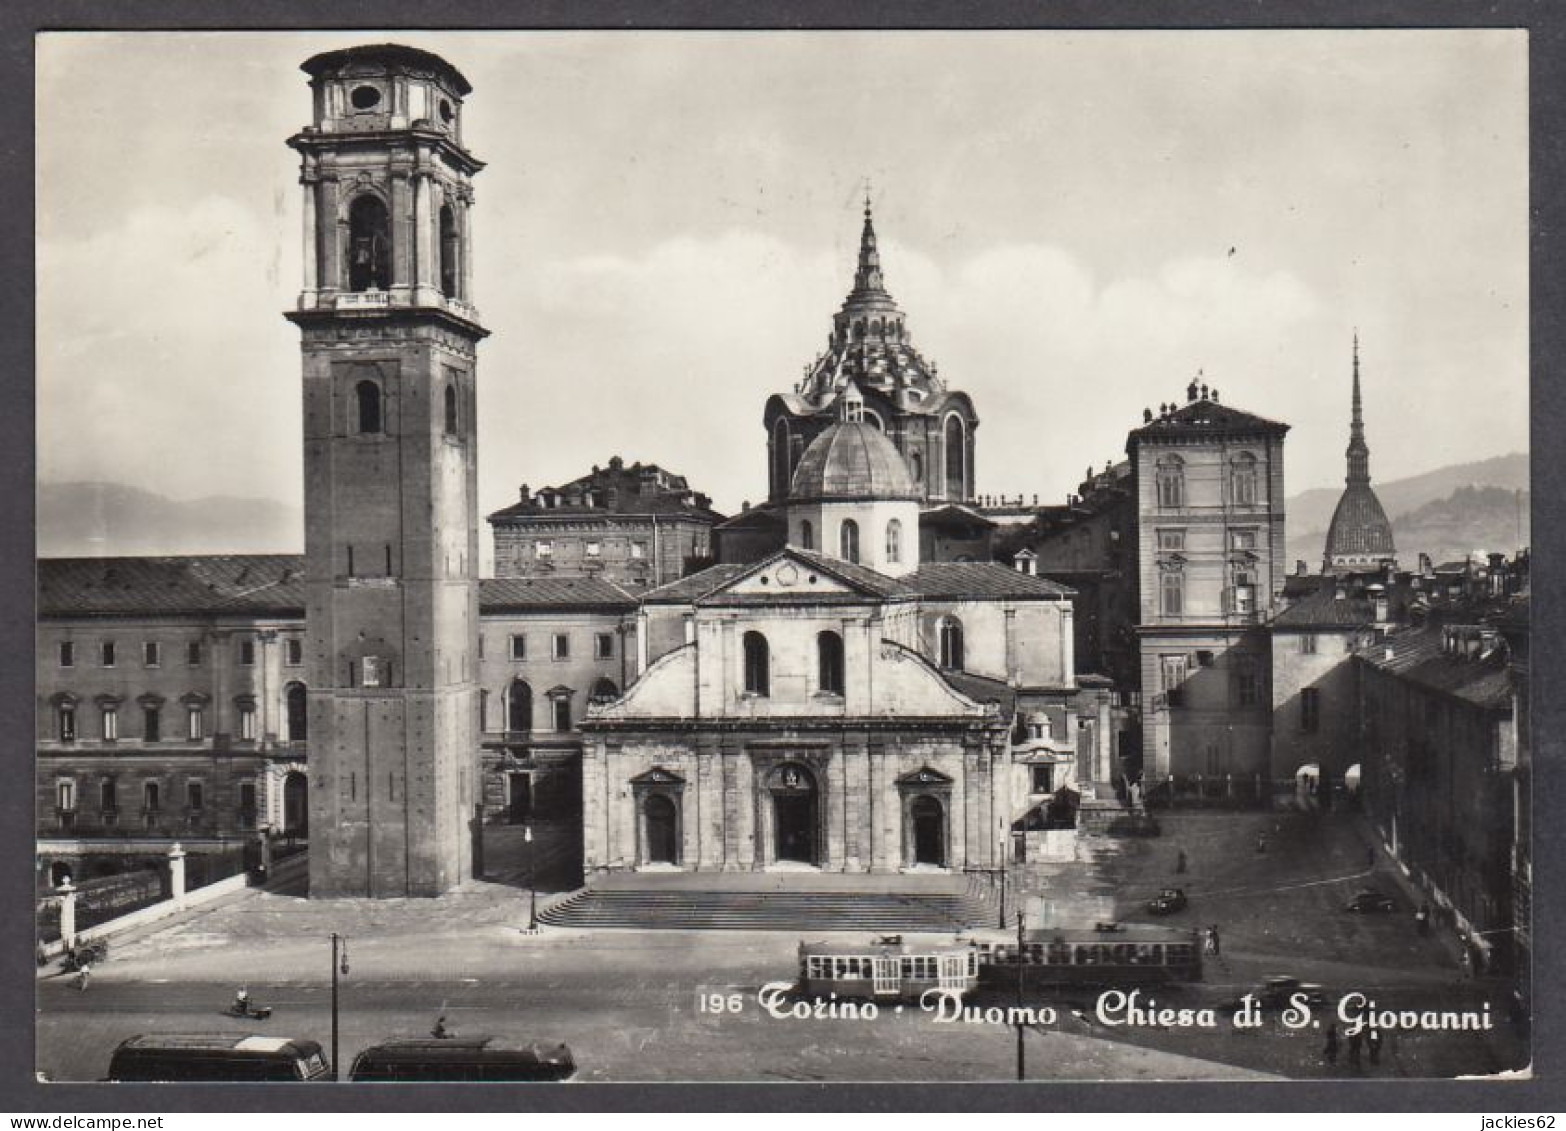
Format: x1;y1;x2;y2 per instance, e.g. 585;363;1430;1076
335;290;390;310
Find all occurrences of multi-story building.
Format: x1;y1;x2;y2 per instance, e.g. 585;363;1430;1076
998;462;1138;689
476;577;638;821
36;556;310;887
1268;573;1403;793
487;457;723;589
37;555;647;882
1128;381;1290;782
1356;621;1517;974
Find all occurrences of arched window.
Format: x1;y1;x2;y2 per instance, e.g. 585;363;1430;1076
347;194;391;291
910;451;923;484
1156;456;1185;509
800;519;814;551
507;679;533;733
444;381;459;436
743;632;770;696
944;415;967;500
285;682;307;742
839;519;860;564
356;380;382;434
773;419;793;499
590;677;619;702
439;204;459;298
885;518;902;564
938;617;964;670
1231;452;1259;506
817;631;844;695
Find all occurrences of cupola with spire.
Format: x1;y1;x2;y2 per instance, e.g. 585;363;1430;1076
1323;334;1396;573
762;191;980;508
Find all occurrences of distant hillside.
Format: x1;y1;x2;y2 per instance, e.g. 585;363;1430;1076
1286;453;1530;568
38;483;302;559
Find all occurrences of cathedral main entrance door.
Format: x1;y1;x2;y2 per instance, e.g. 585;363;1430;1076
644;794;679;865
911;795;945;867
770;762;819;866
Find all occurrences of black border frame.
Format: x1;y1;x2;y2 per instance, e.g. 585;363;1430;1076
7;0;1562;1114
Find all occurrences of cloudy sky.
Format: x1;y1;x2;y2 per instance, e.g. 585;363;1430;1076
38;30;1527;556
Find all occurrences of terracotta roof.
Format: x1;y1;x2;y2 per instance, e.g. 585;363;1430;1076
901;563;1073;600
479;577;636;611
39;555;307;618
487;458;723;523
1128;396;1289;446
640;564;753;604
919;503;996;530
1272;586;1374;629
40;556;637;618
1359;626;1512;710
938;668;1017;715
712;505;787;532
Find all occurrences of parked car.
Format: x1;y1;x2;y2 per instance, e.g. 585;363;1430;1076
1344;888;1396;914
1146;888;1188;915
1217;975;1328;1014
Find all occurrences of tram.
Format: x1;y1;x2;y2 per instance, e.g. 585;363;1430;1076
796;933;981;1002
968;923;1203;986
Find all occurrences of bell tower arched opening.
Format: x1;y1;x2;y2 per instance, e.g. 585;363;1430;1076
347;194;391;292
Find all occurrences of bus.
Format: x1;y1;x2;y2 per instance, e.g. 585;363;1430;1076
968;923;1203;987
797;933;980;1002
348;1037;576;1082
106;1034;330;1082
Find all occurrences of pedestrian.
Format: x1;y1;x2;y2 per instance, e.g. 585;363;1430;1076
1203;927;1215;955
431;1015;452;1039
1209;924;1221;957
1459;947;1473;980
1416;902;1430;937
75;960;91;992
1367;1028;1383;1066
1175;848;1187;875
1347;1028;1363;1068
1323;1022;1339;1065
1256;832;1268;855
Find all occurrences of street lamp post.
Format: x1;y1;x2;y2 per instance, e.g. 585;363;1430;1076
330;933;349;1081
526;823;538;931
1015;908;1026;1082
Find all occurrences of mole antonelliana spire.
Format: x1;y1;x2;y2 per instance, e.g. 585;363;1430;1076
1323;333;1396;574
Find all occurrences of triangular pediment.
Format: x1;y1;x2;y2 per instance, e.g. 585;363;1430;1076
896;765;954;787
708;548;889;600
629;765;685;786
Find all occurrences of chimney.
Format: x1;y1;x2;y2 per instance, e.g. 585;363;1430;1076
1371;588;1388;624
1296;560;1308;577
1384;643;1394;662
518;484;532;504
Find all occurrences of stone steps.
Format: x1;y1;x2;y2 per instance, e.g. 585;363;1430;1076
538;887;993;931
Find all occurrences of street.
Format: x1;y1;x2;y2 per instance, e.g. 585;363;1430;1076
36;808;1527;1083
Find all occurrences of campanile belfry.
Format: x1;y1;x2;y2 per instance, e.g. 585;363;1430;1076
285;45;487;896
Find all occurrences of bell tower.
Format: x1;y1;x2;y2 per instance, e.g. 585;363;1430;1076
285;45;486;897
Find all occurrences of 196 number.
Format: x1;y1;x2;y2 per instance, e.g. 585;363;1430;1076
697;992;746;1015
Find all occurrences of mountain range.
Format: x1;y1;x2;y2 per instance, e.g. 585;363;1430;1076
38;450;1529;569
1284;452;1529;569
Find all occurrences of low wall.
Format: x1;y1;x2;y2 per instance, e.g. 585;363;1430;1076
38;854;307;961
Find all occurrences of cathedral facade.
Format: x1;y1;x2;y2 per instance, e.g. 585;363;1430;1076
579;225;1083;875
